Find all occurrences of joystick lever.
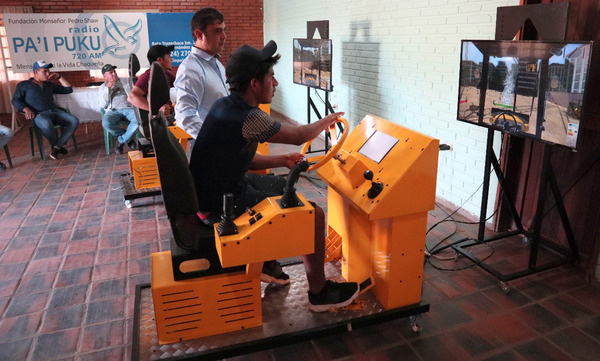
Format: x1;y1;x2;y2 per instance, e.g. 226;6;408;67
364;170;384;199
217;193;238;236
279;159;309;209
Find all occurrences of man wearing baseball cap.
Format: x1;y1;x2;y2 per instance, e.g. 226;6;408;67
12;60;80;160
188;41;359;312
128;44;176;117
98;64;138;154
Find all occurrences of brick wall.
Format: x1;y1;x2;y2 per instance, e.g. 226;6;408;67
2;0;264;86
264;0;520;217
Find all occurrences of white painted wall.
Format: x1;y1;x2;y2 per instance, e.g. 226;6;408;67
264;0;520;218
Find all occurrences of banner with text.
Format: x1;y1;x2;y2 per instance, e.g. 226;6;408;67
4;12;194;73
147;13;193;67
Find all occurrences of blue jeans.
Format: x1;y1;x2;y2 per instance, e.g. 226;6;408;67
34;109;80;148
0;125;13;148
102;108;138;143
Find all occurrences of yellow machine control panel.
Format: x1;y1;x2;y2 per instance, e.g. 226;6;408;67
318;115;439;309
215;194;315;269
318;115;439;220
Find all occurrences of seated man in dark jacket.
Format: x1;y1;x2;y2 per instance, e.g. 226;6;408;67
12;60;79;160
189;40;359;312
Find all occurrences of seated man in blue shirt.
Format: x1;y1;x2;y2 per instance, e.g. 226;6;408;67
189;40;359;312
98;64;139;154
12;60;80;160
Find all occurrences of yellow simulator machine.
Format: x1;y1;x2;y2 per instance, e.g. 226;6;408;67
143;59;439;359
150;115;438;343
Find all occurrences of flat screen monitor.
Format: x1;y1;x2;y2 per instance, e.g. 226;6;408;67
293;38;333;91
358;130;399;164
457;40;593;149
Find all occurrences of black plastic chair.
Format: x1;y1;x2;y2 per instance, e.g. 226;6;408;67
28;107;78;160
3;145;12;168
101;108;139;155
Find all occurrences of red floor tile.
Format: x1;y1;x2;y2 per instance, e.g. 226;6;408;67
40;304;84;332
513;337;573;361
479;314;538;346
0;312;42;341
32;328;80;359
16;272;57;295
547;327;600;361
80;320;125;353
4;291;49;317
513;303;566;334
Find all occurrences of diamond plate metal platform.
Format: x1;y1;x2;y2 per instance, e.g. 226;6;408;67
132;262;429;361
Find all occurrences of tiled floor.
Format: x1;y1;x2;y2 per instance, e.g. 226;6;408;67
0;119;599;361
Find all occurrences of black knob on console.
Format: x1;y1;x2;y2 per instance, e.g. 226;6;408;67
363;170;383;199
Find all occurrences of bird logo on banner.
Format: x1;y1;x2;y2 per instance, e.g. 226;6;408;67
102;15;143;56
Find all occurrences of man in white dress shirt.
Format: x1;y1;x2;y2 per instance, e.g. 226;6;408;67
174;7;229;139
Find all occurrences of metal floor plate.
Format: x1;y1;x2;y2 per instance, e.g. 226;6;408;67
133;262;428;361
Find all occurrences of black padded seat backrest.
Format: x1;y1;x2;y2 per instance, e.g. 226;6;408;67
129;53;151;140
148;61;201;248
150;114;204;245
150;114;245;279
150;115;198;216
148;62;246;278
128;53;141;83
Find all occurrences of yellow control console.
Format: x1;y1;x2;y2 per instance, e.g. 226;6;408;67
319;115;439;309
215;194;315;269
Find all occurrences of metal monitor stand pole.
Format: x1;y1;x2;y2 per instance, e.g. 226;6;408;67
452;3;578;290
305;20;333;155
305;86;334;154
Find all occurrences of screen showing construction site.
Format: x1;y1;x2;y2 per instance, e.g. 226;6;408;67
457;40;593;149
293;38;333;91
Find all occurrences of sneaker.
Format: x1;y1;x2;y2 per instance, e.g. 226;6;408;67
59;147;68;155
127;138;138;151
49;147;60;160
308;280;359;312
260;260;290;286
114;139;124;154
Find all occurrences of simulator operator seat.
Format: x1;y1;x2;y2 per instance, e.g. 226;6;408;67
148;63;260;343
149;107;245;278
124;52;159;166
146;63;349;344
128;53;150;142
147;61;244;279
